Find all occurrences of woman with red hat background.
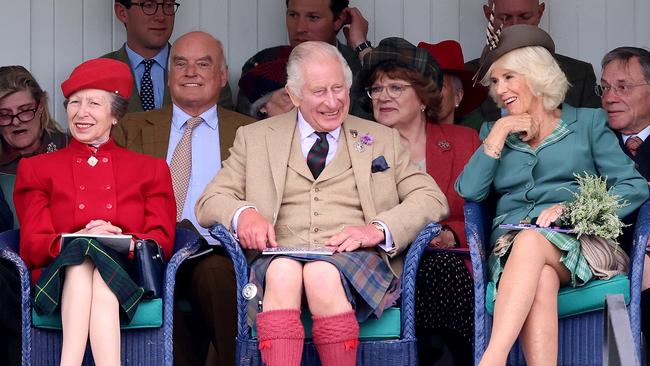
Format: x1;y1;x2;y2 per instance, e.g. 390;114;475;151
14;58;176;365
357;37;484;365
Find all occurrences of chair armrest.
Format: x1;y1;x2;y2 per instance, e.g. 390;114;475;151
0;229;19;253
0;229;32;365
162;227;204;364
400;221;441;340
464;200;492;364
627;199;650;357
209;223;252;339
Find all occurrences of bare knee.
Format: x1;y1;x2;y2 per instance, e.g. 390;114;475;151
91;269;118;304
303;261;350;314
65;258;94;276
263;258;303;310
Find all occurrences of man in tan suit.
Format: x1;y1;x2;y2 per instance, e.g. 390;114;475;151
195;41;448;366
113;31;254;366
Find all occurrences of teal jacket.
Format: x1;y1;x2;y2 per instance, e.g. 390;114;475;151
455;104;649;243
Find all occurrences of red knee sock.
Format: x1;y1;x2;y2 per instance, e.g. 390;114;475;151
256;309;304;366
312;310;360;366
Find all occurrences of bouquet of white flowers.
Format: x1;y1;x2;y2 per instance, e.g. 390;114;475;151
559;173;629;243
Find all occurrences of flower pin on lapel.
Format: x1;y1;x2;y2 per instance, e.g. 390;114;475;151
354;133;374;152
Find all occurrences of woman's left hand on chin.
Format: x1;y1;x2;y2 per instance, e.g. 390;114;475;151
76;219;123;235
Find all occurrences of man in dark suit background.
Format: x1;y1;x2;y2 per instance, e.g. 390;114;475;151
460;0;601;130
105;0;233;113
113;31;254;366
235;0;372;115
600;46;650;359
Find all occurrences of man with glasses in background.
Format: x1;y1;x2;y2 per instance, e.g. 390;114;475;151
599;46;650;362
105;0;233;113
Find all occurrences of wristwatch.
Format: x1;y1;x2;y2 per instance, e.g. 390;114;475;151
371;221;385;240
354;40;372;55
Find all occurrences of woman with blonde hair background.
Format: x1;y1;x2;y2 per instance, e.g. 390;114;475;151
0;66;68;174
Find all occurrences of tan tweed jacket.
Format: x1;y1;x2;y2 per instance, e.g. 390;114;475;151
195;108;449;275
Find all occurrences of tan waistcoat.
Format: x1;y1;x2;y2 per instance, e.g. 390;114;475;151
274;129;366;248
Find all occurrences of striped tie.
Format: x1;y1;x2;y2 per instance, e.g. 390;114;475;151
307;132;329;179
140;59;155;111
169;117;204;221
625;136;643;157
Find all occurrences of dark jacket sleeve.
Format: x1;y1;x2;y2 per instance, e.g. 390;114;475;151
0;186;13;232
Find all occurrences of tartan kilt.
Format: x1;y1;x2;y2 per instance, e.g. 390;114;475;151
247;249;400;326
488;229;594;300
33;237;144;322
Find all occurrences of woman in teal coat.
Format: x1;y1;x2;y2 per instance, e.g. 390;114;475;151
455;24;649;365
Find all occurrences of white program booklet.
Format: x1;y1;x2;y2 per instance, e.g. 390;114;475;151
61;233;133;254
262;246;335;256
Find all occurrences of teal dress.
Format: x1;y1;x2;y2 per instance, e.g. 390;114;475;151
455;104;649;288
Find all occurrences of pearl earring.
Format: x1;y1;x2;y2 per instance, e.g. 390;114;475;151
455;104;460;108
420;106;426;112
112;120;117;125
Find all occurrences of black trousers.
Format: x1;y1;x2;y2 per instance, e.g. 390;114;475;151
0;259;21;366
173;248;238;366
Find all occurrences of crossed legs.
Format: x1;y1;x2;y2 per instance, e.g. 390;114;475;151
479;230;570;366
60;258;120;366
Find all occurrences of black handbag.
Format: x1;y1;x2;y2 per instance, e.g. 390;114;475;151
133;239;165;299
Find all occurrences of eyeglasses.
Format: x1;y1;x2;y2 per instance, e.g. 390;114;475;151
366;84;412;99
595;82;650;97
0;103;40;127
131;1;180;16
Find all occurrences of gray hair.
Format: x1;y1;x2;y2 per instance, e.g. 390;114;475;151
601;47;650;82
450;74;463;94
110;94;129;120
481;46;568;111
248;92;273;119
286;41;353;98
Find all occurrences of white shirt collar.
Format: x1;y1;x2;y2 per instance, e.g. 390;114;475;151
171;104;219;130
296;110;341;141
622;124;650;143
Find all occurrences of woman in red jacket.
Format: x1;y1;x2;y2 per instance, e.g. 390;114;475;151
357;38;485;365
14;58;176;365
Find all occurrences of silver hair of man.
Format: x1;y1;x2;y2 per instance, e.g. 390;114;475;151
601;46;650;83
286;41;353;98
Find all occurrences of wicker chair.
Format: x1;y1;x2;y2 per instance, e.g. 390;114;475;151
0;227;202;366
209;221;441;366
465;199;650;365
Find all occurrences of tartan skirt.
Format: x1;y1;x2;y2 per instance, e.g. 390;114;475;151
488;229;596;300
33;237;144;322
247;250;400;325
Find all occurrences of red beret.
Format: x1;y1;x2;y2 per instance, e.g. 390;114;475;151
61;58;133;99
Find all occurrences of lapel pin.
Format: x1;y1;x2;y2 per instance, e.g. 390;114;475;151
87;156;98;167
350;129;358;138
437;140;451;150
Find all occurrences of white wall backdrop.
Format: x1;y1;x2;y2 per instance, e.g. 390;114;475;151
1;0;649;126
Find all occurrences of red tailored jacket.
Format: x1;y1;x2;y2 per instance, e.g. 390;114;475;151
14;138;176;280
425;123;481;248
